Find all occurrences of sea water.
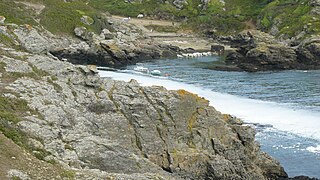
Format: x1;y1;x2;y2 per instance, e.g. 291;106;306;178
99;56;320;178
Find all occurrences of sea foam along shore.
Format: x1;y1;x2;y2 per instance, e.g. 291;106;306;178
99;70;320;142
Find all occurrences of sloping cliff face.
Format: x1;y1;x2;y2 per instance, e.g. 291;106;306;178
0;41;288;179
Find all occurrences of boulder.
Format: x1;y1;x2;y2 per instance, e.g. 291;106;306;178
80;15;94;26
74;26;87;38
173;0;188;9
211;44;225;55
101;28;114;39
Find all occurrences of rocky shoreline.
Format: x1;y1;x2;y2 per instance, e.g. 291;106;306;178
0;15;319;179
6;12;319;73
211;31;320;72
0;41;289;179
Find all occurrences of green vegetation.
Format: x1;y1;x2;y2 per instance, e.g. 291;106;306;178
0;0;109;35
0;33;17;48
5;65;49;81
89;0;162;17
0;0;37;25
61;170;75;179
0;96;36;123
87;0;318;37
259;0;314;37
38;0;107;34
0;62;49;161
0;0;317;37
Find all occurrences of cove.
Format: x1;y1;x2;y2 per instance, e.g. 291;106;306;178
99;56;320;178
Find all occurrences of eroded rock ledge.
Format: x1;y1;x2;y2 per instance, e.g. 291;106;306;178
219;31;320;72
0;43;289;179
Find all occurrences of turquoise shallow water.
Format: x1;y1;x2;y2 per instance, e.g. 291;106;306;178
101;56;320;178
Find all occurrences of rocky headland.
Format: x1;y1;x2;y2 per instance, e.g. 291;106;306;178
0;15;298;180
0;0;320;179
212;31;320;72
0;36;289;179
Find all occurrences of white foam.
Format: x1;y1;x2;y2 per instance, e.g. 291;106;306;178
306;145;320;154
99;70;320;140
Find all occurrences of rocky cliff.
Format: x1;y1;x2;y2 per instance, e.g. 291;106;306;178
221;31;320;72
0;40;289;179
1;0;320;72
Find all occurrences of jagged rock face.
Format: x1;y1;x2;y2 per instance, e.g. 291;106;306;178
12;25;76;54
239;44;297;71
5;16;178;68
0;45;287;179
49;17;178;67
296;39;320;67
224;31;320;71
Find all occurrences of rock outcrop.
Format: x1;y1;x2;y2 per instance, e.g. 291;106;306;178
223;31;320;72
2;15;179;68
296;37;320;68
50;20;179;67
0;42;288;179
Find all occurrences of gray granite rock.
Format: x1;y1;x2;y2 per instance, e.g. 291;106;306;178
1;52;287;179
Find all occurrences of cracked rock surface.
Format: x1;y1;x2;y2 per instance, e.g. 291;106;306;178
0;43;287;179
